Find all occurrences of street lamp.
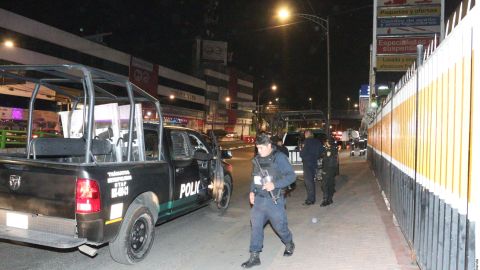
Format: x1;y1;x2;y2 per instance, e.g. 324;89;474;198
354;103;358;109
256;84;277;131
257;84;277;108
308;97;313;110
3;40;14;48
347;97;351;110
277;7;331;134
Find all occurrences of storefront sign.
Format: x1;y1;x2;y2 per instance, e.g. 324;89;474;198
377;36;434;54
202;40;228;65
129;57;159;97
377;25;439;36
378;5;441;17
378;16;440;28
376;55;417;71
378;0;440;7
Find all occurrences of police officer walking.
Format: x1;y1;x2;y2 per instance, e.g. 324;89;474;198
321;137;338;206
242;133;296;268
300;130;324;205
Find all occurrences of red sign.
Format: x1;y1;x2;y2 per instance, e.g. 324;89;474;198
377;36;434;54
129;57;159;97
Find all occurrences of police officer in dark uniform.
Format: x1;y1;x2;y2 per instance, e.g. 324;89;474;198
241;133;296;268
271;135;289;157
300;130;325;205
320;137;338;206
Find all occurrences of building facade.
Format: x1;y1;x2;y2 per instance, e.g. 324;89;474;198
0;8;254;134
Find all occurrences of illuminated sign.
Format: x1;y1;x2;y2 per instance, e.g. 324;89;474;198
378;5;441;17
378;0;440;7
376;55;417;71
377;36;434;54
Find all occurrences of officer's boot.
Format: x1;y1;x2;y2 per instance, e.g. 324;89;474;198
241;252;261;268
283;241;295;256
320;199;329;207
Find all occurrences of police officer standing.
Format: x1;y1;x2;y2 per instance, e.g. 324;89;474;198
321;137;338;206
271;135;289;157
300;130;324;205
241;133;296;268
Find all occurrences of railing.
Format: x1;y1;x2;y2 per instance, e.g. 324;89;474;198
368;1;478;269
0;129;60;149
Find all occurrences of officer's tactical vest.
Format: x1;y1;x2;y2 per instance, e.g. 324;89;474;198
252;151;280;194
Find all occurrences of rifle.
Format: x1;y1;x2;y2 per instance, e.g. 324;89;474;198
253;157;278;204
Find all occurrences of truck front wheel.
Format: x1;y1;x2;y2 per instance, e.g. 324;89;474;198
210;174;232;212
109;204;155;264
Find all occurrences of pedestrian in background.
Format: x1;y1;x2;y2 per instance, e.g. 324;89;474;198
321;137;338;207
271;135;289;157
300;130;324;205
242;133;296;268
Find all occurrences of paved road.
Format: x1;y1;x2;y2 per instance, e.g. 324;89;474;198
0;147;418;270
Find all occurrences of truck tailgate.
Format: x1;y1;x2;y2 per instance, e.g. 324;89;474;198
0;162;77;219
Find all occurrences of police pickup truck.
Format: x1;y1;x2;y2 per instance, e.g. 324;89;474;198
0;65;232;264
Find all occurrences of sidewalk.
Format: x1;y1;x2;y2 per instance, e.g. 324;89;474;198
261;151;419;270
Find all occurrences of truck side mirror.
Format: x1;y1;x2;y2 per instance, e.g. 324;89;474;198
221;150;232;159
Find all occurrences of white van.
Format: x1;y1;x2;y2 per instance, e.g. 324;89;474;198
282;130;326;177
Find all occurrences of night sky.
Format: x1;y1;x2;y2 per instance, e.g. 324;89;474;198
0;0;464;111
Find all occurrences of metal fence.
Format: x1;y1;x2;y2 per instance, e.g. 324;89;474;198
368;1;479;269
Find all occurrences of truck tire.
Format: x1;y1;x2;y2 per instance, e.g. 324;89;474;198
109;204;155;264
210;174;232;212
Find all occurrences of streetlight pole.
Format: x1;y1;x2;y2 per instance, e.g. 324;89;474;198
277;11;331;136
256;84;277;132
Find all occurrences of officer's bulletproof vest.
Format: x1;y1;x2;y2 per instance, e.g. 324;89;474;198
252;151;279;189
322;146;338;168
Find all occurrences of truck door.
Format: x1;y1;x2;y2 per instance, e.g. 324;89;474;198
169;130;202;213
187;131;213;203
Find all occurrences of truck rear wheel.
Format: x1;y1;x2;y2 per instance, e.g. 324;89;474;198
109;204;155;264
210;174;232;212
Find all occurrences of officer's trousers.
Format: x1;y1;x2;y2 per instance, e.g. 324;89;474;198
303;161;317;203
249;195;292;252
322;169;336;201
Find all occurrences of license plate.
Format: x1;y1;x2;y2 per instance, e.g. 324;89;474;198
6;212;29;229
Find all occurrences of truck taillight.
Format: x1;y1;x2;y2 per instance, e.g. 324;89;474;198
225;163;233;173
76;178;101;214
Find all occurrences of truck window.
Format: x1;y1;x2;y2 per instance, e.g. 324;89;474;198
188;133;210;154
284;133;300;147
170;131;193;160
144;130;159;160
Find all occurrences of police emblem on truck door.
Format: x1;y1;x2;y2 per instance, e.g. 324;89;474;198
9;175;21;191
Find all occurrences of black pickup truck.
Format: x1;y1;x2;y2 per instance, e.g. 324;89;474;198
0;65;232;264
